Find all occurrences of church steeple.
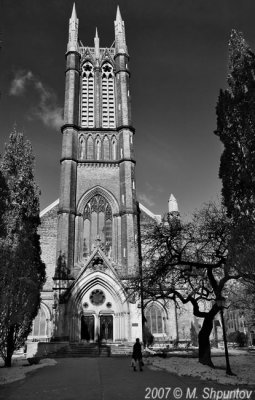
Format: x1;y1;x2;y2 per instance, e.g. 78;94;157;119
52;4;141;344
67;3;79;52
114;6;127;54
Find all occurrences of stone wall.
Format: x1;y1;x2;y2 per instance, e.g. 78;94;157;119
39;202;58;290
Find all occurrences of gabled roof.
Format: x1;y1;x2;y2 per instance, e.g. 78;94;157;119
139;202;161;223
40;198;161;222
76;245;118;281
40;199;59;218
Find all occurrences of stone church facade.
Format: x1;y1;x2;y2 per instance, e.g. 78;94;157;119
30;5;197;345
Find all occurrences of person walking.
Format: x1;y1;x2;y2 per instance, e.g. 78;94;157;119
132;338;143;371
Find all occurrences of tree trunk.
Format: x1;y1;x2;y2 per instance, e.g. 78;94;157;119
5;352;12;368
198;315;214;367
4;326;15;367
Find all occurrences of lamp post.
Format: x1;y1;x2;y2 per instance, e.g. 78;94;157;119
216;297;234;376
174;301;179;343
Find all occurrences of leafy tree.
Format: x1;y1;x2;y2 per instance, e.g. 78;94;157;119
215;29;255;222
215;30;255;313
0;128;45;367
131;202;242;368
0;168;9;236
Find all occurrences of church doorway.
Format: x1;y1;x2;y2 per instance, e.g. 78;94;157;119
100;315;113;341
81;315;95;341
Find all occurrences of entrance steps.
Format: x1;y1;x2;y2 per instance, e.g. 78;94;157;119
48;343;110;358
110;343;133;356
46;342;134;358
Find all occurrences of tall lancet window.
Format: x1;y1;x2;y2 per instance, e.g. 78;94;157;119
31;306;49;338
101;63;116;128
145;304;164;334
83;195;112;257
81;62;95;128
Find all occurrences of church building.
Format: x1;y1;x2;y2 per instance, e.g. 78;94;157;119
30;5;195;346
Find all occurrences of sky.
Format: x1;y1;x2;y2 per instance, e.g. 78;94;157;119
1;0;255;218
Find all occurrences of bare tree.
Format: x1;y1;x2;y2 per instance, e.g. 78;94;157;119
131;202;243;368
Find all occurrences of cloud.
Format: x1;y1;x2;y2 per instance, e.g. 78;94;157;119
138;193;155;208
9;70;64;130
9;70;34;96
31;87;64;130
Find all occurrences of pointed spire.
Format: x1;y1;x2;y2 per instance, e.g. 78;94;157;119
115;5;123;34
114;5;127;54
116;6;123;29
94;27;100;60
67;3;79;52
71;3;77;20
168;194;179;213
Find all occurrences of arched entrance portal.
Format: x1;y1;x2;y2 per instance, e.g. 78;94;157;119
68;266;136;343
81;315;95;341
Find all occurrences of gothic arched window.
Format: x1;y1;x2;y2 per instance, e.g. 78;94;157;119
81;62;95;128
145;304;164;334
31;306;49;338
83;195;112;257
102;63;115;128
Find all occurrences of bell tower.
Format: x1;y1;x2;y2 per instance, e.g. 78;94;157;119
56;4;138;286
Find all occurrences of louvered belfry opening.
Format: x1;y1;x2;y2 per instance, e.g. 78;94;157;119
81;62;95;128
102;62;116;128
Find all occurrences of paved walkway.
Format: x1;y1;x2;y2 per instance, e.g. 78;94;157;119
1;357;255;400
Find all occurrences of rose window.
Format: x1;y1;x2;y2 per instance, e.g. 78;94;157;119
89;289;106;306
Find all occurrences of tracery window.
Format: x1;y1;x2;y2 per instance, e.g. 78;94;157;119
145;304;164;334
31;307;49;337
90;289;106;306
81;62;95;128
83;195;112;257
102;63;116;128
